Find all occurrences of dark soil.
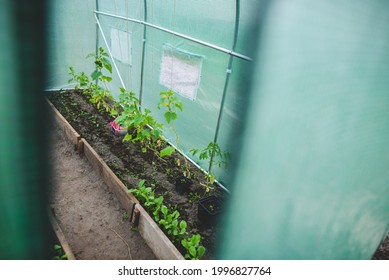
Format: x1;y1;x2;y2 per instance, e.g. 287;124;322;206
372;233;389;260
47;89;226;259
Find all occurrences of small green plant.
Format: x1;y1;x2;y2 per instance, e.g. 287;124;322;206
188;192;201;203
157;90;193;177
190;142;230;193
190;142;230;169
159;205;187;239
128;180;164;221
86;47;112;84
128;179;205;259
52;244;68;260
68;67;90;90
68;47;116;116
181;234;206;260
122;212;129;220
157;90;182;158
116;88;163;152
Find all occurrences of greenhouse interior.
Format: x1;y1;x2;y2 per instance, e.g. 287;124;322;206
0;0;388;260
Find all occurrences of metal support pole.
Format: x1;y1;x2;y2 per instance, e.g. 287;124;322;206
138;0;148;106
94;14;126;89
94;10;252;62
95;0;99;85
208;0;241;173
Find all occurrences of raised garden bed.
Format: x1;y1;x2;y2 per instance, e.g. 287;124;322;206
46;89;227;259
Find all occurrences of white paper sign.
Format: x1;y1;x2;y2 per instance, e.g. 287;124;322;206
159;47;202;101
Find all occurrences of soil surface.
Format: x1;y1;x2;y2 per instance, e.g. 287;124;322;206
372;233;389;260
49;121;156;260
47;90;224;259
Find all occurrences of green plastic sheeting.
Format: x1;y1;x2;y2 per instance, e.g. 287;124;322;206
0;0;51;259
46;0;261;189
219;0;389;259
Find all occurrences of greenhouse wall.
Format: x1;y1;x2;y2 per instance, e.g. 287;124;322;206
47;0;261;189
219;0;389;259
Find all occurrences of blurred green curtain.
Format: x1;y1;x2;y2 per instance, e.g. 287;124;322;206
0;0;51;259
220;0;389;259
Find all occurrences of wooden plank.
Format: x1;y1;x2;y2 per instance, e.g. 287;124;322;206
46;99;81;151
81;138;139;214
136;204;185;260
48;210;76;260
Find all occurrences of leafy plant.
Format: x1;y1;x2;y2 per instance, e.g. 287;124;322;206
188;192;201;203
68;67;90;91
86;47;113;84
190;142;230;169
181;234;206;260
190;142;230;193
160;146;175;157
158;90;183;124
128;180;164;221
68;47;116;116
159;205;187;239
157;90;192;177
89;86;114;113
52;244;68;260
116;88;163;152
128;179;205;259
122;212;129;220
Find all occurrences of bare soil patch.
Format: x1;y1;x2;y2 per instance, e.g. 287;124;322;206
49;121;156;260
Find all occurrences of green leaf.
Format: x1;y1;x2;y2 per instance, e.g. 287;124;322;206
161;205;168;216
189;246;197;258
160;146;175;157
123;133;132;142
85;53;95;59
155;196;163;205
190;148;198;156
138;180;145;188
209;174;216;184
181;239;188;249
179;220;187;230
175;102;183;111
102;75;112;82
91;70;102;80
197;246;206;259
101;57;112;73
191;234;201;246
53;244;62;251
110;109;118;117
164;111;177;124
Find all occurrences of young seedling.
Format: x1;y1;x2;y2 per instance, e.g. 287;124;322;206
68;47;115;115
190;142;230;193
158;90;192;178
122;212;129;220
128;180;163;222
158;206;187;240
52;244;68;260
181;234;206;260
